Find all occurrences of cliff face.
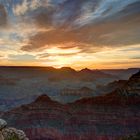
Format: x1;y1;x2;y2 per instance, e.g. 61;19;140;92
0;66;121;111
0;67;138;112
120;70;140;96
2;71;140;140
3;95;69;140
75;71;140;105
96;80;127;95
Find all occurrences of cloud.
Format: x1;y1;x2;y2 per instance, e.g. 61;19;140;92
19;0;140;52
0;0;140;68
101;61;140;65
38;51;80;59
131;57;140;60
32;6;55;28
21;29;80;51
13;0;29;16
0;4;7;27
8;54;36;61
13;0;43;16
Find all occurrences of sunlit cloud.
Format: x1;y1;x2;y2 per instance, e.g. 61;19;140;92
0;0;140;69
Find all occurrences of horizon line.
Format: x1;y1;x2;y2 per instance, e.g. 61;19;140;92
0;65;139;71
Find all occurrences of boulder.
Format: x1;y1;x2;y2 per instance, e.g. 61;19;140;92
0;118;29;140
2;127;29;140
0;119;7;130
0;131;4;140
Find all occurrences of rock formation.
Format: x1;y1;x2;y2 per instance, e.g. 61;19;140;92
1;71;140;140
0;118;29;140
75;71;140;105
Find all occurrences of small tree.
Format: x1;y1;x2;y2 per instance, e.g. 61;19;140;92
121;132;140;140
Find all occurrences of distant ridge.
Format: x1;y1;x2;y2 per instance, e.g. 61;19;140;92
5;70;140;107
79;68;93;73
0;66;139;72
34;94;52;103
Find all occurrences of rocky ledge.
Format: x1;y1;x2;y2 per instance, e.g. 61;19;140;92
0;118;29;140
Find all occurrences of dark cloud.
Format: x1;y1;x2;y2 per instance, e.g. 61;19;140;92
17;0;140;51
21;15;140;52
0;4;7;27
53;0;91;26
29;6;55;28
21;29;84;51
118;1;140;17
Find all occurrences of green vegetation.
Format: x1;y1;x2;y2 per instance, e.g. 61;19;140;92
5;134;20;140
121;132;140;140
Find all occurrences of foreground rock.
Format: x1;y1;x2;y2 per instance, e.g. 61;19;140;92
0;119;29;140
0;119;7;130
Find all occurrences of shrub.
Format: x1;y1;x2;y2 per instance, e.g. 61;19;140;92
5;134;20;140
121;132;140;140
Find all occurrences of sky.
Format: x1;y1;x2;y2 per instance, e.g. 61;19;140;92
0;0;140;69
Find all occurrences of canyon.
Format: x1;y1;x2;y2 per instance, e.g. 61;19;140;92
1;70;140;140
